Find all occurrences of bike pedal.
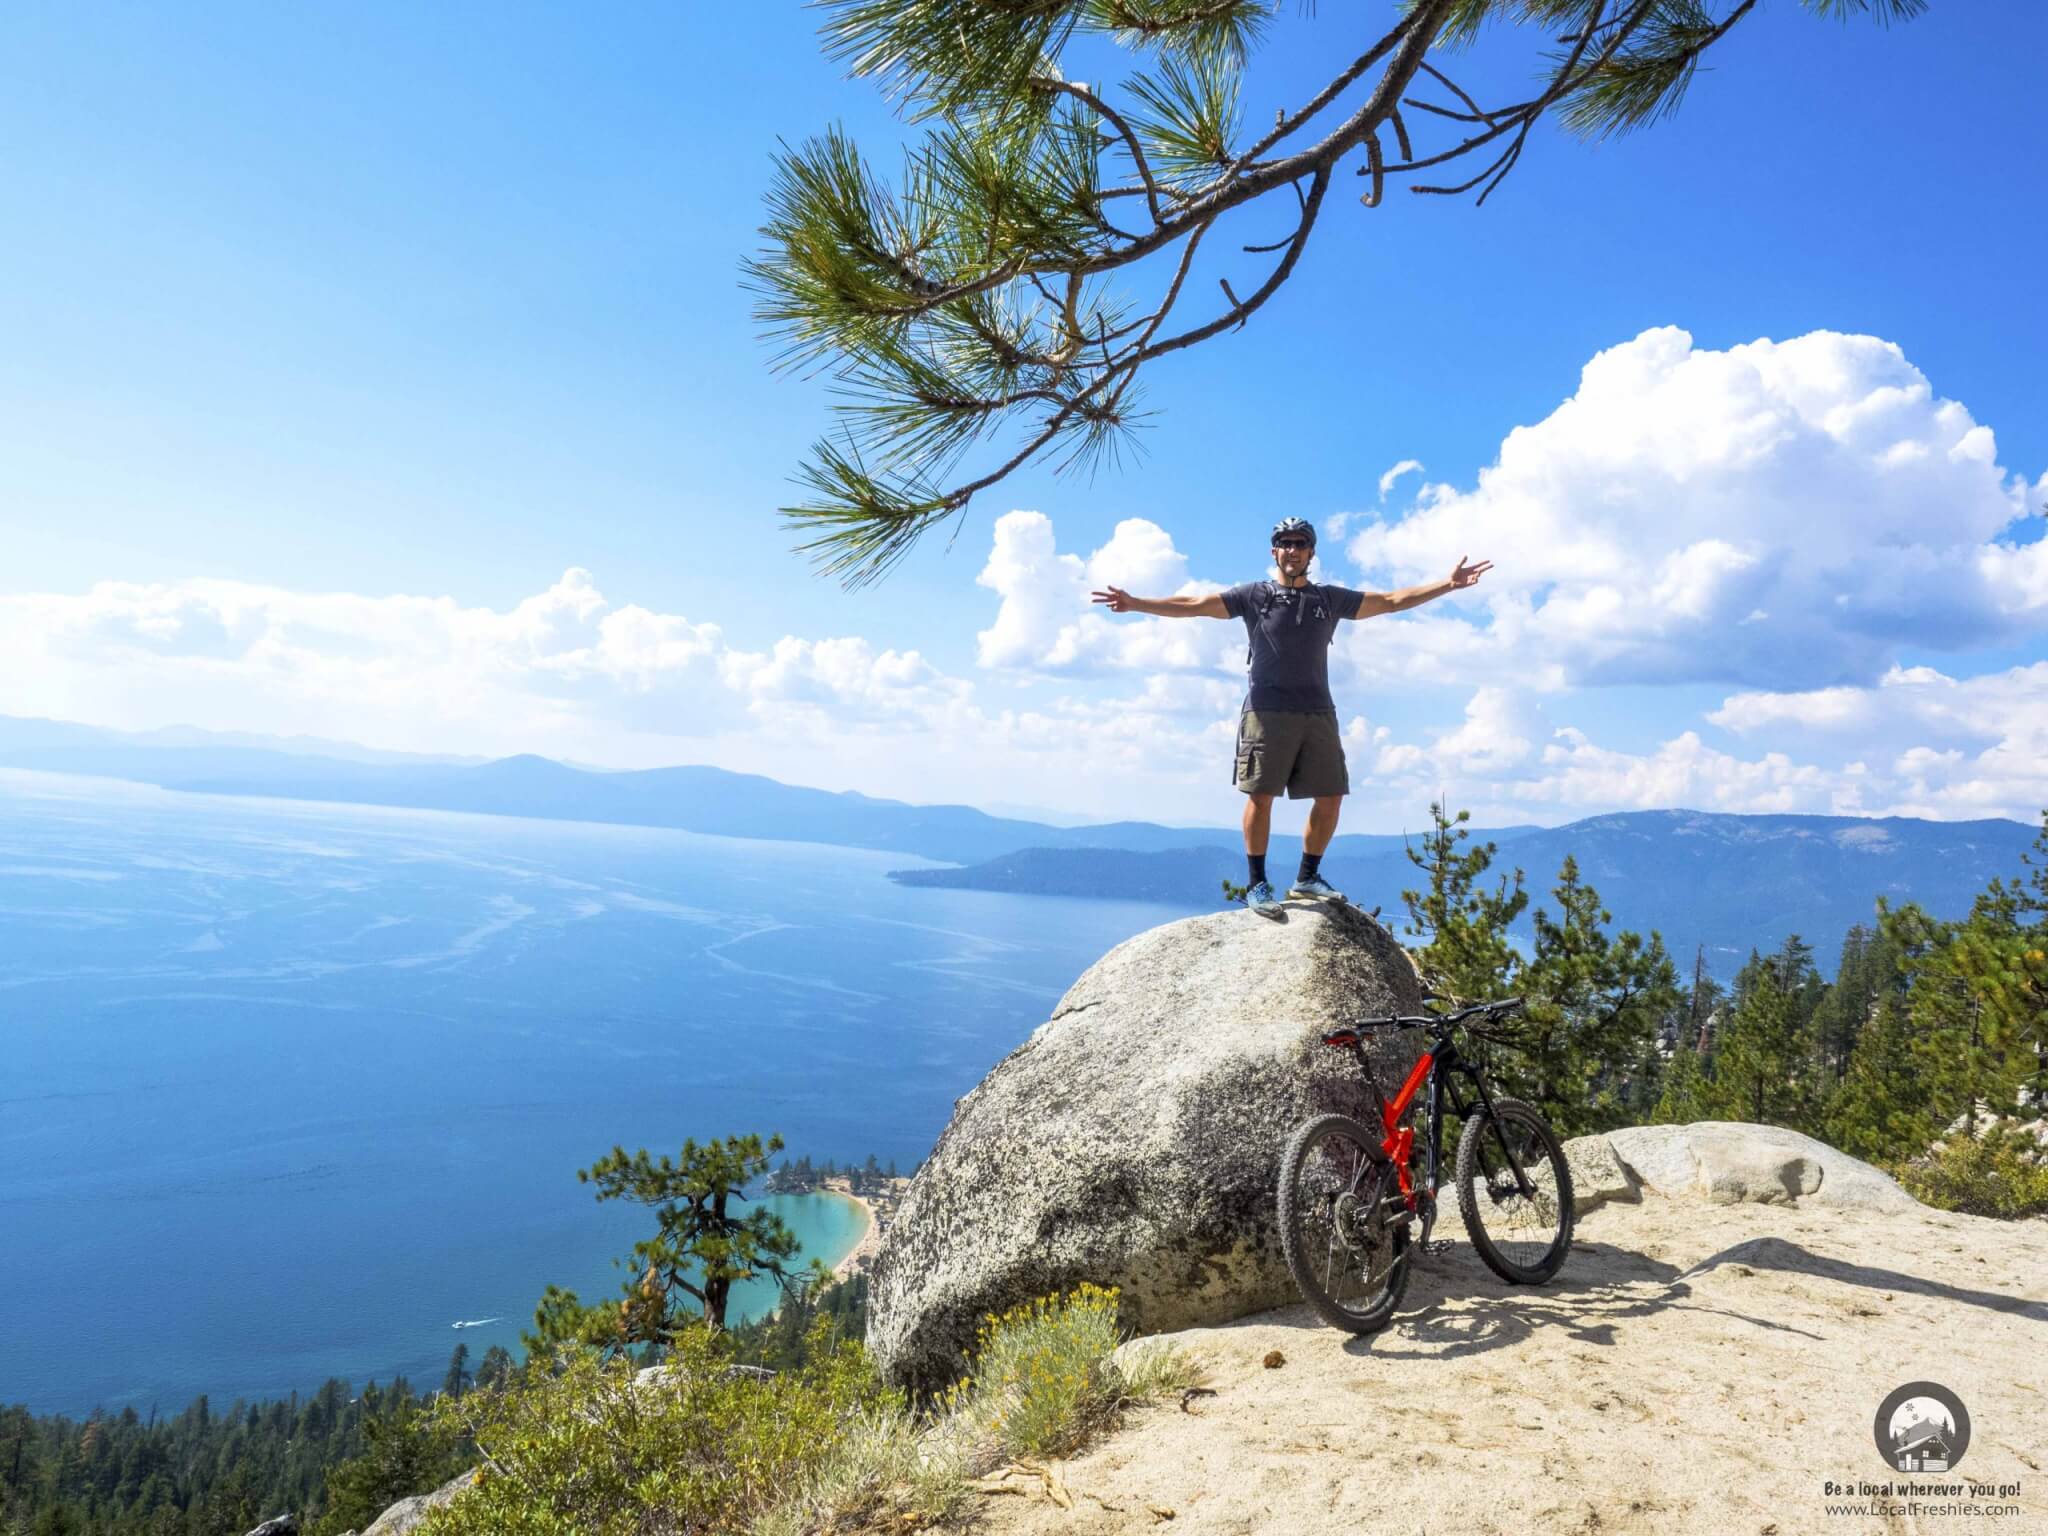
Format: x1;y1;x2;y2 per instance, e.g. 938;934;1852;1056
1423;1239;1452;1255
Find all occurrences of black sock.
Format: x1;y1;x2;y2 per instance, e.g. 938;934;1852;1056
1247;853;1267;886
1298;852;1322;883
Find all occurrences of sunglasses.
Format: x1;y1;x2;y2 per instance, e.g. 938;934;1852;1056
1273;539;1312;551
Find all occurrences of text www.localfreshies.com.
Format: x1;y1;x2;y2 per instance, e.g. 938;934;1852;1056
1825;1499;2026;1519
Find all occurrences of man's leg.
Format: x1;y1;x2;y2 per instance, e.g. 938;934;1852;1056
1234;709;1288;908
1303;795;1342;855
1293;794;1345;897
1287;712;1350;897
1242;792;1275;887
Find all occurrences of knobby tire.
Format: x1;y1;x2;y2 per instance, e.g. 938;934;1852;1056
1277;1113;1411;1334
1454;1096;1575;1284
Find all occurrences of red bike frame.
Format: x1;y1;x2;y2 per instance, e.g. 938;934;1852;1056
1322;1012;1520;1228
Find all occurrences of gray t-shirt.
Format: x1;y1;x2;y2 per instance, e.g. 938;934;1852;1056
1221;580;1364;713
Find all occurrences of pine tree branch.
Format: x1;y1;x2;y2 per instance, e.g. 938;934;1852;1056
1107;213;1212;346
1214;9;1423;176
763;0;1898;581
1036;77;1169;224
1138;164;1331;363
768;2;1455;330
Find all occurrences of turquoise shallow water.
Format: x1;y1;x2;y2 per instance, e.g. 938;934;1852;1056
0;769;1201;1416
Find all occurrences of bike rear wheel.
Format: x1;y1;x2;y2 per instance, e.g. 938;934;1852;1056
1454;1097;1574;1283
1277;1113;1411;1333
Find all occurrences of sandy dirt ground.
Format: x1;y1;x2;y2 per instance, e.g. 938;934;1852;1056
965;1195;2048;1536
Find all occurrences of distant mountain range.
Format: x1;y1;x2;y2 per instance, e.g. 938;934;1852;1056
2;714;2035;972
0;714;1262;865
890;813;2039;970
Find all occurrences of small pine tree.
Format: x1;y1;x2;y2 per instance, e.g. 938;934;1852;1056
1708;949;1808;1128
1515;854;1681;1136
1883;901;2018;1137
577;1133;826;1335
1811;924;1881;1083
474;1346;515;1392
1652;1042;1713;1125
1399;800;1526;1003
1827;992;1930;1159
440;1344;470;1400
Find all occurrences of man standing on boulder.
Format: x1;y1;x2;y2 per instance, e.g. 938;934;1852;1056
1091;518;1491;913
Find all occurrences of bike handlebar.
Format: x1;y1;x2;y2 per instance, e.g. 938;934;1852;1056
1352;996;1526;1032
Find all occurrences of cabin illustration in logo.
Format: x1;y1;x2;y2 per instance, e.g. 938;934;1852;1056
1874;1381;1971;1474
1889;1403;1955;1472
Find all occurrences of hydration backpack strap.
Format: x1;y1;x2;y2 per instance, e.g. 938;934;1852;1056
1246;580;1276;668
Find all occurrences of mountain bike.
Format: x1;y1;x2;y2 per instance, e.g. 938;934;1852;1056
1276;996;1575;1333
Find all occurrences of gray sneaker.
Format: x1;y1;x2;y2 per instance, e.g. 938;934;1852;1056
1289;874;1345;902
1246;879;1283;915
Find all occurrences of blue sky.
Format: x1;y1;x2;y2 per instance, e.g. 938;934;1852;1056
2;2;2043;830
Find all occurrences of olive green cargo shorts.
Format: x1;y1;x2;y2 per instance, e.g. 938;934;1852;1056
1233;708;1349;799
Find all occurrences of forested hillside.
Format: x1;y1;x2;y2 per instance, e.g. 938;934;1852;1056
0;1351;498;1536
1390;803;2048;1200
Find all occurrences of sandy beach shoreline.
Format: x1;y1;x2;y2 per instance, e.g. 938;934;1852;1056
818;1179;880;1280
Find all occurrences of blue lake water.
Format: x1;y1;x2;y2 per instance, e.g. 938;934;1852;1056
0;769;1203;1416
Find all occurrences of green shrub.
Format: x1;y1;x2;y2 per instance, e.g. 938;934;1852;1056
414;1284;1203;1536
943;1283;1122;1460
310;1397;468;1535
749;1402;964;1536
938;1282;1203;1467
1889;1120;2048;1220
419;1318;888;1536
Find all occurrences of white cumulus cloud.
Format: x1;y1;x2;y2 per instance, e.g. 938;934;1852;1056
1;570;960;759
1706;662;2048;820
1347;327;2047;690
975;510;1238;677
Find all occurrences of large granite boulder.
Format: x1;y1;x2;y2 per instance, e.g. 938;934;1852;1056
1561;1132;1641;1212
867;901;1424;1394
1601;1121;1918;1212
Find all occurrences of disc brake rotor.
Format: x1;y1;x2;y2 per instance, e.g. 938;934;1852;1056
1332;1169;1391;1255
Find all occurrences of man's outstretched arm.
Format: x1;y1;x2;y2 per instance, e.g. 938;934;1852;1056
1351;556;1492;620
1091;586;1229;618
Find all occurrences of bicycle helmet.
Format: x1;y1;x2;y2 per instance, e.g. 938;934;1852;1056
1270;516;1316;548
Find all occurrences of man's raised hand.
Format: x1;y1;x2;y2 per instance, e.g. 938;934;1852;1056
1091;585;1135;612
1450;556;1493;589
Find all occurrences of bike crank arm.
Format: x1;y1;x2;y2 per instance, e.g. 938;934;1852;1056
1380;1183;1437;1235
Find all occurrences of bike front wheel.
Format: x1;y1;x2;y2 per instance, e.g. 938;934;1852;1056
1277;1113;1411;1334
1454;1097;1574;1284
